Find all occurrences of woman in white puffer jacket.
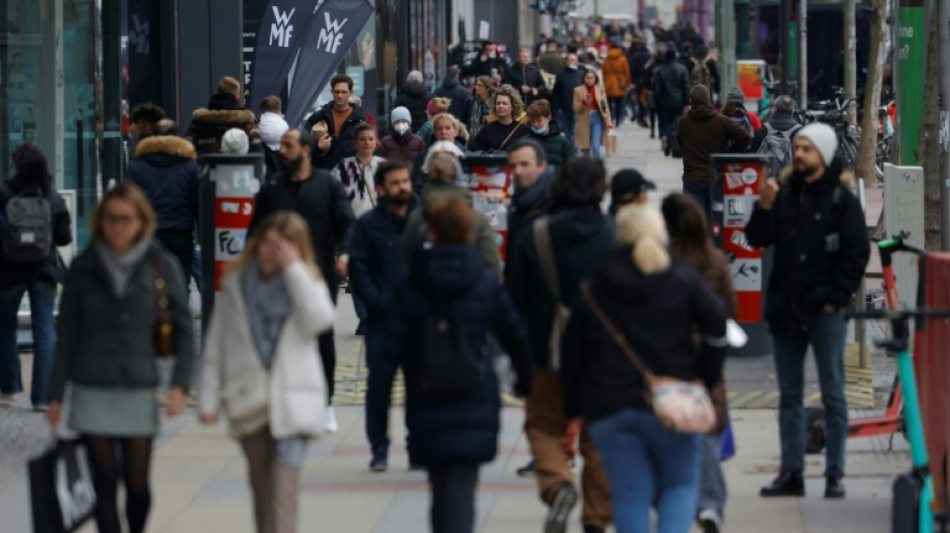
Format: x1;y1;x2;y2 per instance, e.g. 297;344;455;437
198;210;336;533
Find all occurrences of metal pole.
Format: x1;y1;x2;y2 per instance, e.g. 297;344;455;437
779;0;791;94
940;0;950;250
799;0;808;109
892;0;902;163
844;0;857;124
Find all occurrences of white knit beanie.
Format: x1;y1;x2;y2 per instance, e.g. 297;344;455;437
220;128;250;154
794;123;838;167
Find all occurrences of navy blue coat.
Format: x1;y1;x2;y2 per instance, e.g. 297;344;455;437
127;136;200;233
380;245;534;466
552;67;586;115
347;198;419;316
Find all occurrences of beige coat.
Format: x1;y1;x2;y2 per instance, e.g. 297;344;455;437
573;84;612;150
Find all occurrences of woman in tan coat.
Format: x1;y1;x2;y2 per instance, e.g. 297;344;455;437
573;69;611;157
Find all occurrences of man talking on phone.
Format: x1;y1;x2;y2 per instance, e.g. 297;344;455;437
305;74;370;170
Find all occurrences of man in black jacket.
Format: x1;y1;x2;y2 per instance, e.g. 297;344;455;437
746;122;870;500
348;160;418;473
508;157;615;533
394;71;434;133
504;139;553;286
505;49;547;107
552;54;586;145
249;128;355;432
463;40;508;83
653;49;691;151
434;66;474;124
304;74;370;170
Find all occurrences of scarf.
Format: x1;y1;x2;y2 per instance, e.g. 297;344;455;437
95;239;153;296
242;262;292;369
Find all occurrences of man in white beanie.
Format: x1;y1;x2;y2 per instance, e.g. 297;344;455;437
746;122;870;501
219;128;250;154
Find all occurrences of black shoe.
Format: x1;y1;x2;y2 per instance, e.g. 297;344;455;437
544;483;578;533
355;320;365;336
760;470;805;497
409;463;425;471
825;476;846;499
583;526;604;533
516;459;536;477
369;454;388;473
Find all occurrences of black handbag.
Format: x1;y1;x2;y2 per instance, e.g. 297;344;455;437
419;300;483;399
28;439;97;533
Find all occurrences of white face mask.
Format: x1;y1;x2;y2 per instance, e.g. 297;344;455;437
394;122;410;135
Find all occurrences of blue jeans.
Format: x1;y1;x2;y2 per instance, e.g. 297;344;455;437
609;96;626;124
555;110;576;147
352;293;367;321
365;321;399;455
773;312;848;477
682;180;712;220
589;408;702;533
586;111;604;157
697;432;728;517
0;278;57;405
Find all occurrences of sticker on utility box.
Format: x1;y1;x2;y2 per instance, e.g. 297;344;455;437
730;258;763;292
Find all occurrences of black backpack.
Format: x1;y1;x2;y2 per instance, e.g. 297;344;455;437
419;300;483;399
3;187;52;263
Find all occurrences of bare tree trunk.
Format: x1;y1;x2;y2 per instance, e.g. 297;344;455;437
855;0;885;189
918;5;943;250
844;0;857;125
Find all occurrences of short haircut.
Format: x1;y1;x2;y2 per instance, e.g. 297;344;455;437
156;119;179;136
546;37;558;46
694;45;709;59
288;127;315;152
331;74;354;91
446;65;461;79
509;138;548;164
774;95;796;113
407;70;424;85
91;181;157;243
680;41;694;54
689;85;711;106
526;99;553;120
375;159;411;186
550;157;607;209
427;196;473;244
259;95;282;114
481;40;495;47
130;102;166;124
354;122;376;139
218;76;241;95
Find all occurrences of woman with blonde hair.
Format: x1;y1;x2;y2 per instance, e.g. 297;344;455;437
467;84;530;152
416;97;452;144
46;182;194;533
199;210;336;533
412;114;469;192
561;204;728;533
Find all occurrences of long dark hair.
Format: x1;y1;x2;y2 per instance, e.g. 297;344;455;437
661;193;715;268
10;143;53;194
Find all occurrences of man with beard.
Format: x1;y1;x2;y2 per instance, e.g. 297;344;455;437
249;128;355;433
347;160;418;472
746;123;869;500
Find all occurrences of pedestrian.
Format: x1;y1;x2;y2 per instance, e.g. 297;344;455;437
504;138;553;285
627;38;652;127
573;70;611;158
394;71;434;133
305;74;371;170
0;144;72;410
538;39;566;78
508;157;615;533
652;48;691;153
608;168;655;215
552;54;586;146
186;76;263;154
380;106;426;164
560;203;728;533
692;45;720;98
332;123;387;220
640;46;664;138
412;114;470;192
379;195;533;533
463;40;509;84
46;182;194;533
249;128;355;434
127;132;200;289
130;102;166;141
467;84;530;152
198;211;335;533
602;44;632;124
676;85;751;214
661;193;738;533
434;66;473;124
525;99;574;169
416;97;451;144
750;95;802;176
722;86;761;134
469;76;497;138
505;48;547;107
259;95;290;176
348;160;419;472
220;128;251;154
404;155;502;276
747;123;870;499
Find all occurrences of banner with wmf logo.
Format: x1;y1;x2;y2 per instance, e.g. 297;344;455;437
247;0;316;112
284;0;374;127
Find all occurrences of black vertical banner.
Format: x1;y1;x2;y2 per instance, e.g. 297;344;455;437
247;0;317;112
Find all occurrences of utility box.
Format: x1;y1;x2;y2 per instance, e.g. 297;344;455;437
883;163;925;310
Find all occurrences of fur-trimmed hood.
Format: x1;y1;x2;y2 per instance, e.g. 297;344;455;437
779;165;856;192
191;108;256;127
133;135;197;160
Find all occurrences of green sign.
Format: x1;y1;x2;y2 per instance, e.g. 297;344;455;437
897;0;925;165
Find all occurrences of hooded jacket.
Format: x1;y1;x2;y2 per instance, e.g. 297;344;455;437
652;56;691;107
379;244;533;466
380;131;427;165
127;136;200;233
527;121;575;169
434;77;474;123
560;249;728;421
677;104;752;182
186;93;263;154
304;101;370;170
504;62;547;106
745;164;870;329
602;48;633;98
394;82;434;133
0;181;72;289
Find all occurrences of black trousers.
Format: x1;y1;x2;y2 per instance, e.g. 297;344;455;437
319;282;338;404
155;229;193;290
428;463;480;533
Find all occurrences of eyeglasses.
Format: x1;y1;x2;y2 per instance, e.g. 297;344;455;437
102;213;137;226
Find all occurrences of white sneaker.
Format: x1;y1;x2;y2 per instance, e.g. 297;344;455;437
698;509;722;533
0;392;25;407
324;407;338;433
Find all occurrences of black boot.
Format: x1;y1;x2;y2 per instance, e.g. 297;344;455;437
825;476;846;499
760;470;805;497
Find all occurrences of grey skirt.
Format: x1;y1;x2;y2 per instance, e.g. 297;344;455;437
68;385;160;437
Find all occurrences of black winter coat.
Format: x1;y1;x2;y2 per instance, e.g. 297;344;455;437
745;164;870;328
394;83;434;133
561;249;728;421
503;169;552;286
508;206;616;367
434;78;474;124
380;245;533;466
127;136;200;233
347;199;418;316
249;170;355;286
504;63;547;106
653;59;691;107
0;182;72;289
305;102;370;170
627;49;652;89
468;120;530;152
552;68;586;114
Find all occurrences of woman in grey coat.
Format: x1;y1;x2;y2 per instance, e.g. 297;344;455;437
46;182;194;533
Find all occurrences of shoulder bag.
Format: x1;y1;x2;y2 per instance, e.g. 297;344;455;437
533;217;571;370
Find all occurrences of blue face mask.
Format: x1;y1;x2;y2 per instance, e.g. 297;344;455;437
531;125;548;135
568;64;578;70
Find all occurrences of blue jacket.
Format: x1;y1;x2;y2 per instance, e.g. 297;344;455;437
127;136;200;233
380;245;534;466
552;67;586;114
347;198;419;316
